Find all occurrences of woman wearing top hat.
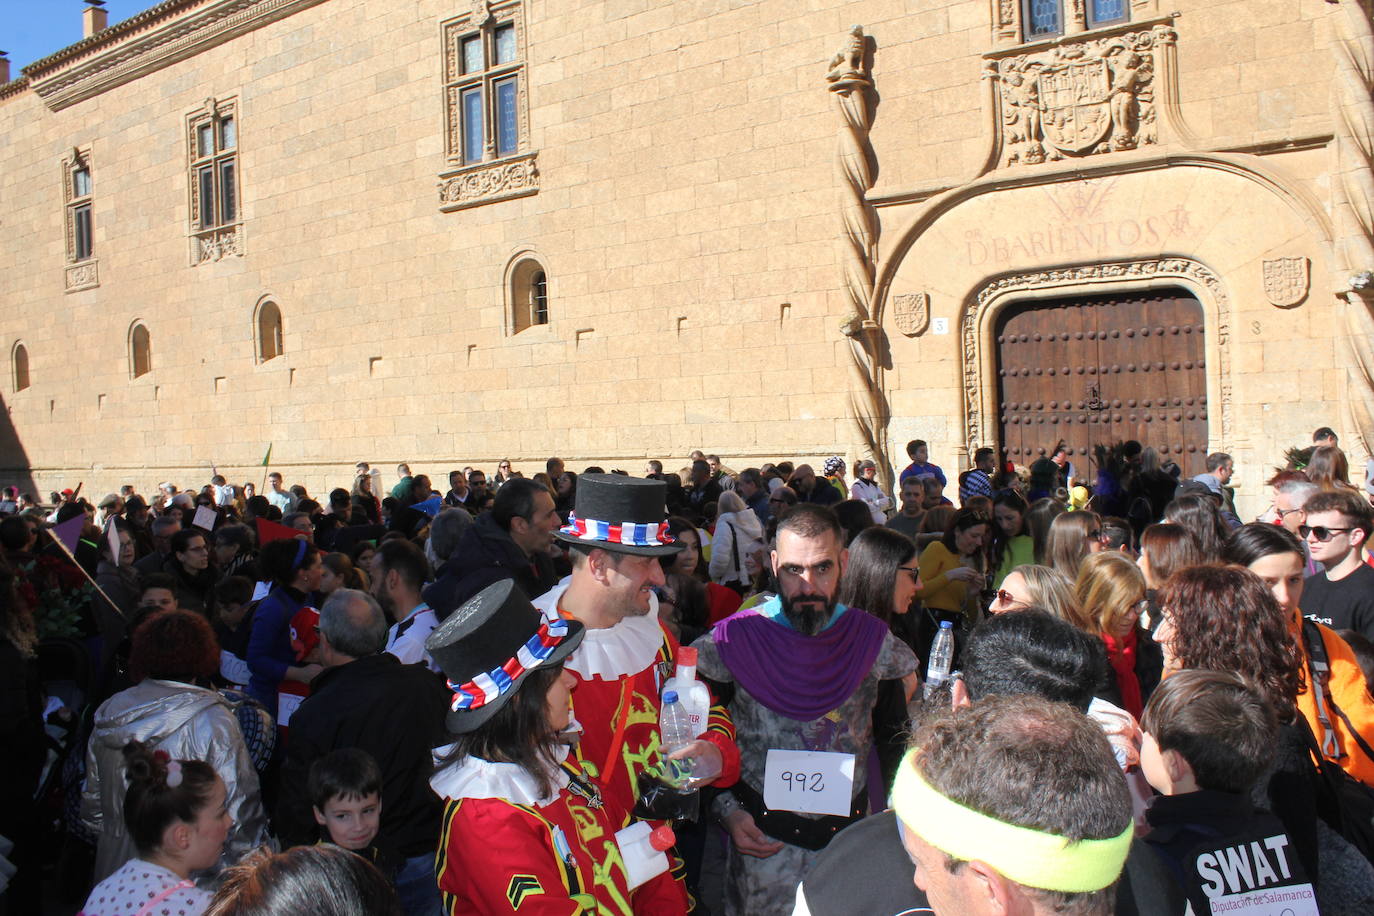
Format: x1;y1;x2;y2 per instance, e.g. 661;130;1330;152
427;579;687;916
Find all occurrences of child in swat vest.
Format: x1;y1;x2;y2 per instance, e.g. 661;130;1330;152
1140;669;1317;915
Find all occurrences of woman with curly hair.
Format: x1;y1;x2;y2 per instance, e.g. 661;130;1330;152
1070;551;1160;718
82;609;266;882
1148;564;1374;906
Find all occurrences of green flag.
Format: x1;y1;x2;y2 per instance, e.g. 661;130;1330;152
261;443;272;467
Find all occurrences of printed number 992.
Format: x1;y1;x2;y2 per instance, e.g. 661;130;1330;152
779;771;825;793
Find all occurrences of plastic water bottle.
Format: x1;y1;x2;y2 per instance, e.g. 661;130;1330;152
659;690;696;791
662;647;710;739
924;621;955;699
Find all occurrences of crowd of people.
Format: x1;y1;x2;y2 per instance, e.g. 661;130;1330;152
2;427;1374;915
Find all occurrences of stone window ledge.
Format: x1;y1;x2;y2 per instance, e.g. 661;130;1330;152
190;223;244;265
64;259;99;292
438;151;539;212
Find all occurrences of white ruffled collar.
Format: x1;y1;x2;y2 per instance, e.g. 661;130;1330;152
430;743;572;807
532;582;666;680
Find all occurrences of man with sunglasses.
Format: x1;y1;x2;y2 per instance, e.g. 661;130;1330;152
1300;489;1374;643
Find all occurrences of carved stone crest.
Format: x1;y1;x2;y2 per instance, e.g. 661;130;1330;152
994;30;1160;167
1262;257;1309;308
892;293;930;337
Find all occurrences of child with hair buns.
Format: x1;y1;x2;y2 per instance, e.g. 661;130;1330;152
78;741;232;916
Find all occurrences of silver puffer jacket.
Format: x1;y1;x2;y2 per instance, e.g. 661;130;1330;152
80;679;268;883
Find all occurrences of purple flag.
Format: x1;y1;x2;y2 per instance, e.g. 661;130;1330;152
50;515;85;555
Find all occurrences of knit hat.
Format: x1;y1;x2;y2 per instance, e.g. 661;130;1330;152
823;457;846;476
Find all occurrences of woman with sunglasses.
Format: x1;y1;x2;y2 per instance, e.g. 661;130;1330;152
987;564;1078;621
493;460;515;489
1043;510;1105;581
1068;551;1160;719
838;527;922;790
1222;523;1374;787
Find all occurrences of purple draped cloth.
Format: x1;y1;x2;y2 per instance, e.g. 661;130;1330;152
713;606;889;721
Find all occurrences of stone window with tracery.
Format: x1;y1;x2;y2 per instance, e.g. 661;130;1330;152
186;97;243;264
438;1;539;212
62;148;100;292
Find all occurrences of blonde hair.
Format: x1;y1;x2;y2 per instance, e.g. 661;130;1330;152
1012;565;1079;623
1071;551;1145;638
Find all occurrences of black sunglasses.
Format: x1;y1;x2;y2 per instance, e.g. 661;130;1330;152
1299;525;1354;542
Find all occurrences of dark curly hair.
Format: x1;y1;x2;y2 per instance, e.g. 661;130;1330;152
1156;564;1303;723
129;608;220;684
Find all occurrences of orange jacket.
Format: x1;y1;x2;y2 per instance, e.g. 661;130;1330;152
1292;609;1374;787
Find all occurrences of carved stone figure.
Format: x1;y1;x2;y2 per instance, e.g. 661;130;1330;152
1001;71;1045;165
1106;51;1145;150
825;25;868;88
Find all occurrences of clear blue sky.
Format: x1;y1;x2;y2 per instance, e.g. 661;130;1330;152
1;1;152;72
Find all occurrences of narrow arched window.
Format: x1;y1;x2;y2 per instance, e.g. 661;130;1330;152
130;323;151;378
510;258;549;334
12;343;29;392
257;300;283;362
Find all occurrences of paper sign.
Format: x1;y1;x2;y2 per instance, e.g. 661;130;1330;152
220;651;251;687
192;506;218;531
105;519;121;566
277;692;305;728
251;580;272;602
763;749;856;817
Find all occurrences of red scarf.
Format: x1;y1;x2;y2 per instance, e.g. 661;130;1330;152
1103;630;1143;719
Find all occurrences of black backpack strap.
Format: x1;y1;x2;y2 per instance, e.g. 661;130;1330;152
1302;619;1374;764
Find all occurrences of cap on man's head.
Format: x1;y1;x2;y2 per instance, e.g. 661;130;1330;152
554;473;681;557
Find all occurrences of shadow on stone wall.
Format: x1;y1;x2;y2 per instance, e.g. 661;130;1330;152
0;394;37;498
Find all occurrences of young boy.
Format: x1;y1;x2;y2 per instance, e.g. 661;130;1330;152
213;575;255;687
1140;670;1316;914
309;748;391;874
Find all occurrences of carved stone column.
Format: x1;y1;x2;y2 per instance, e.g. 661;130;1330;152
1327;0;1374;454
826;26;893;491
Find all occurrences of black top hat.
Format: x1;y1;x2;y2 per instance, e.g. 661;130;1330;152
553;473;682;557
425;578;585;734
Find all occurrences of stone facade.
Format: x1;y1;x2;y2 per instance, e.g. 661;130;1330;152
0;0;1369;519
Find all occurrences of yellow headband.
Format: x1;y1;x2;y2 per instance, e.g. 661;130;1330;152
891;748;1132;894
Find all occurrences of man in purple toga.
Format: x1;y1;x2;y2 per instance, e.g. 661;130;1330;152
690;504;918;916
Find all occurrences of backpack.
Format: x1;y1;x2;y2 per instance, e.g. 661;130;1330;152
1300;620;1374;863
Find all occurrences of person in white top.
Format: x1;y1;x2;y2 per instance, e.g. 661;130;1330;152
370;539;439;672
710;491;768;591
78;741;228;916
849;459;893;524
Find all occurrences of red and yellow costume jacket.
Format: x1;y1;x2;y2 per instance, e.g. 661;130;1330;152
533;584;741;817
433;752;684;916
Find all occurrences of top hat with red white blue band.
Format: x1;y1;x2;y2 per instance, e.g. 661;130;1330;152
426;578;585;734
553;473;682;557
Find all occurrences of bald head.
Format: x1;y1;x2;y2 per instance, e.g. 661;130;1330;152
319;588;388;661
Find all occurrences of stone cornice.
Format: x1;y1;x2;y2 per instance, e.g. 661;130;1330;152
24;0;331;112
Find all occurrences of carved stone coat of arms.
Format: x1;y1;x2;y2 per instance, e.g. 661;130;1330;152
1262;257;1309;308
